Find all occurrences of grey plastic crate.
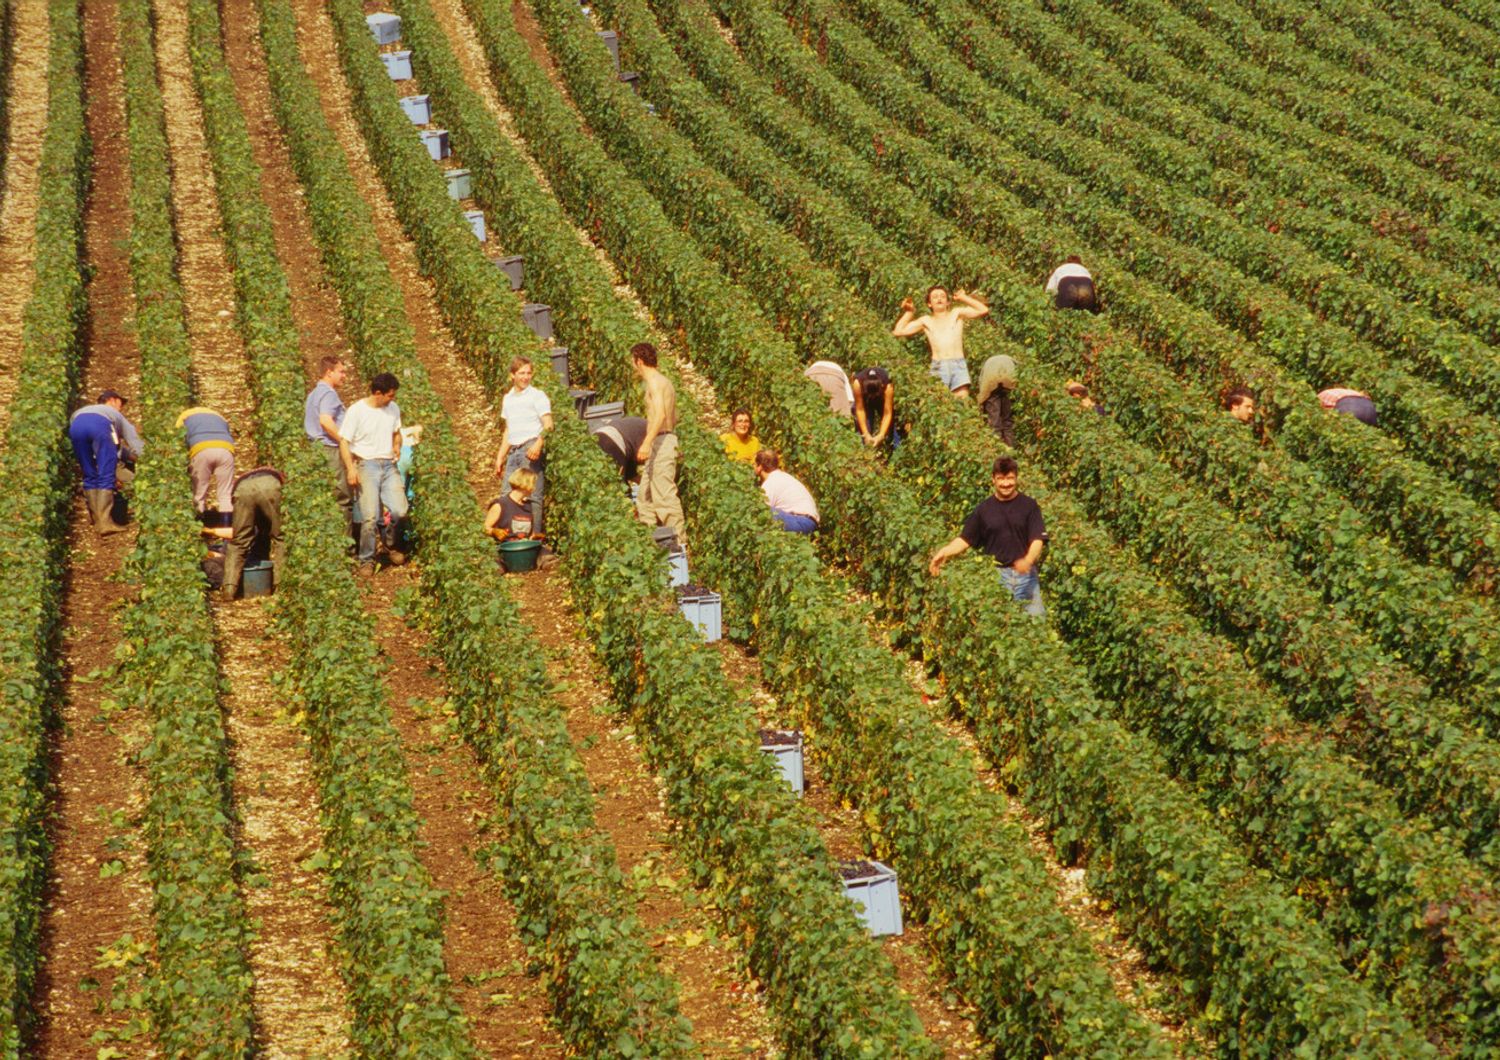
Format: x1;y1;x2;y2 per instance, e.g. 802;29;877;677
597;29;620;72
494;254;524;290
568;387;596;417
398;94;431;125
366;12;401;44
381;50;413;80
838;860;903;936
521;303;553;341
582;399;625;423
418;128;449;161
546;346;569;387
445;168;472;200
667;547;689;589
759;729;804;794
463;209;486;243
619;70;640;94
676;587;722;642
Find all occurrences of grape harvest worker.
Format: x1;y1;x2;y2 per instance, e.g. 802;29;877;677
1224;388;1256;423
1317;386;1378;426
929;456;1046;618
719;408;762;463
852;366;897;448
891;287;988;397
804;360;853;417
218;467;285;601
175;406;236;524
1066;379;1108;416
339;372;407;577
484;467;540;541
493;355;553;535
754;449;819;534
304;356;353;528
1045;256;1098;312
68;389;144;535
976;355;1017;445
632;343;684;539
596;415;648;481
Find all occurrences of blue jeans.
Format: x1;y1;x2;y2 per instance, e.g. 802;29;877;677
930;358;971;391
356;458;409;563
1000;566;1046;618
772;509;818;534
69;412;120;490
503;444;545;535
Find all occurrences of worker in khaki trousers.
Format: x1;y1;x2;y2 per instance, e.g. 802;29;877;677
630;342;684;542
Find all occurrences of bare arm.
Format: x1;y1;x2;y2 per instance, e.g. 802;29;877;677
953;289;989;320
1011;537;1045;574
339;438;359;487
638;385;664;462
318;412;340;442
483;502;505;539
493;424;510;476
875;386;894;444
891;312;925;338
928;535;970;576
853;382;872;440
527;413;554;461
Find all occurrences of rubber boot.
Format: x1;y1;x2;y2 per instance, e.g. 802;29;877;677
86;489;126;535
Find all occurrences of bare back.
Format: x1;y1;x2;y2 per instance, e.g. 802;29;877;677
921;309;967;362
643;368;678;432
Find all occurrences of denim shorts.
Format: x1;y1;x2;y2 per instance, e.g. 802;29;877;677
930;358;972;391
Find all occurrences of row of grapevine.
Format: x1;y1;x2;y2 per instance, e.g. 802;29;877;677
251;0;698;1049
112;0;258;1047
0;0;87;1046
627;0;1500;724
707;0;1500;597
324;0;971;1048
477;1;1439;1049
622;0;1500;1042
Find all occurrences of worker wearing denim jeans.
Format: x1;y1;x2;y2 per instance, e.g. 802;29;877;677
929;455;1046;618
339;373;407;576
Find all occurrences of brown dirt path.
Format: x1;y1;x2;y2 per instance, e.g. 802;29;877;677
279;0;779;1047
0;0;49;445
31;0;156;1051
214;0;566;1048
148;0;357;1050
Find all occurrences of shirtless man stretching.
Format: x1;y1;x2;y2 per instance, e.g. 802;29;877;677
892;286;989;398
632;342;684;538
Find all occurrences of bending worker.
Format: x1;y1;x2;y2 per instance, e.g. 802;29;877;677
218;467;285;601
175;406;236;525
69;389;144;535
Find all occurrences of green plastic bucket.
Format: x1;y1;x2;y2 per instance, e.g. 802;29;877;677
499;538;542;573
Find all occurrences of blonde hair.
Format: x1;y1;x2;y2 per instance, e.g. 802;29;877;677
508;467;538;493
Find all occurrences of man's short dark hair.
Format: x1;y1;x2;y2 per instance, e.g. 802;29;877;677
925;285;948;305
1225;387;1254;410
630;342;658;367
370;372;400;394
992;456;1018;476
318;356;343;376
754;449;780;472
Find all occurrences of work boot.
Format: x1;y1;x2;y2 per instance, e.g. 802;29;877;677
86;490;126;535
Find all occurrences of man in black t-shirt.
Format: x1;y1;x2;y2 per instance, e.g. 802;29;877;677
928;456;1046;617
594;416;649;481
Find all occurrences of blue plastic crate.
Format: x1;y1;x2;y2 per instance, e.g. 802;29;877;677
445;168;472;200
418;128;449;161
494;254;525;290
839;860;903;936
366;12;401;44
381;50;413;80
398;94;431;125
464;209;487;243
759;729;804;794
676;587;722;643
522;303;553;341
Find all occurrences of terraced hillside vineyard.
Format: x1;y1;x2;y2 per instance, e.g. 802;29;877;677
0;0;1494;1051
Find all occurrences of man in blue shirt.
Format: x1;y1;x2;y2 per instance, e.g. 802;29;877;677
304;357;353;528
68;390;144;534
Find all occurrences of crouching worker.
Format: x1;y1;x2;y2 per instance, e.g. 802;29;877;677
754;449;819;533
218;467;285;601
1046;256;1098;312
69;389;145;534
176;406;236;527
929;456;1046;618
484;467;559;570
1317;386;1378;426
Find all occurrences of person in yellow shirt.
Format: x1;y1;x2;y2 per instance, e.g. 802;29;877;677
719;409;762;464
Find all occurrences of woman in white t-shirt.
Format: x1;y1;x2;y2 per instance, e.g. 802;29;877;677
1045;257;1098;312
493;355;554;534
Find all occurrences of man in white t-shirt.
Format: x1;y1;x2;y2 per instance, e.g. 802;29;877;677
493;355;554;535
339;372;406;575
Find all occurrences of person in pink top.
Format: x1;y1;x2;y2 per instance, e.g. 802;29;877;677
1317;387;1378;426
754;449;819;534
